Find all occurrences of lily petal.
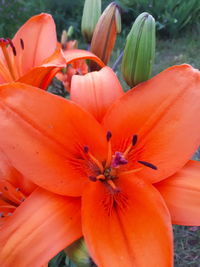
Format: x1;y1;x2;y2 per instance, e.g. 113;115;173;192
155;160;200;226
0;83;107;196
18;48;66;89
70;66;124;122
82;174;173;267
63;49;105;67
0;188;82;267
0;149;36;195
102;65;200;183
12;13;57;75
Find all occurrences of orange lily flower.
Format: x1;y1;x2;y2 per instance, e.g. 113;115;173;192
0;13;66;89
0;149;82;267
0;65;200;266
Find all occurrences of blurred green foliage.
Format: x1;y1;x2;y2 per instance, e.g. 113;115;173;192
0;0;199;39
0;0;84;38
0;0;45;37
119;0;200;37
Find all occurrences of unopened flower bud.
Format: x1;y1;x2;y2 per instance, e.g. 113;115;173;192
61;30;68;47
67;26;74;38
115;7;121;33
121;12;155;87
81;0;101;43
90;2;121;70
65;238;91;267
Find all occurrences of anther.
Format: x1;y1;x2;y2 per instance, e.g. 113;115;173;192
123;134;138;157
0;212;5;218
7;39;16;56
89;176;97;182
83;146;89;153
20;38;24;50
132;135;138;146
96;174;106;180
138;160;157;170
106;131;112;141
0;38;9;46
105;131;112;168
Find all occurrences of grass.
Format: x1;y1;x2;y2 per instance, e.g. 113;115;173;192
174;226;200;267
109;29;200;91
153;32;200;75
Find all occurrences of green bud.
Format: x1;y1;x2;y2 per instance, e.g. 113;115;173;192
121;12;156;87
64;238;91;267
67;26;74;38
81;0;101;43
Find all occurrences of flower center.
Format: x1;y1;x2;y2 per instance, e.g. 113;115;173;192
83;131;157;192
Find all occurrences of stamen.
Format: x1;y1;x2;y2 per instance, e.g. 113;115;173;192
83;145;104;173
138;160;157;170
132;135;138;146
0;212;5;218
105;132;112;168
0;38;17;79
106;131;112;141
96;174;106;180
0;181;26;205
123;134;137;157
107;180;120;193
122;167;143;175
88;176;97;182
83;146;89;153
0;38;9;46
7;38;16;56
20;38;24;50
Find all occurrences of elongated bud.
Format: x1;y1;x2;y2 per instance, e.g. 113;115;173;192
81;0;101;43
64;238;91;267
61;30;68;48
67;25;74;38
90;2;121;70
121;12;155;87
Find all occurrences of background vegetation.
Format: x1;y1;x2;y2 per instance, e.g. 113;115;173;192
0;0;199;266
1;0;199;39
